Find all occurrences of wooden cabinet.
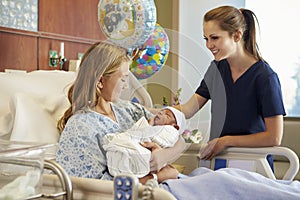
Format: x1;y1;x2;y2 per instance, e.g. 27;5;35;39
0;0;105;72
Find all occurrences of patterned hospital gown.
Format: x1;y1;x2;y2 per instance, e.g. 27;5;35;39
56;100;153;180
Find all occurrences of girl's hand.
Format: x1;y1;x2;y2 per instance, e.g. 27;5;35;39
156;164;179;183
140;141;166;172
139;164;178;184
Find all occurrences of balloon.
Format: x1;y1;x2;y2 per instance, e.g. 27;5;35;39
130;23;169;80
98;0;157;50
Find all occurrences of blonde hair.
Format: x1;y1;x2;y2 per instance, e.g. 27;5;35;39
57;41;130;133
204;5;263;60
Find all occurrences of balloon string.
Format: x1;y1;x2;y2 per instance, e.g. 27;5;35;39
129;46;144;61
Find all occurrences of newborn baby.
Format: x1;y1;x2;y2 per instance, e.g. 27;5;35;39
103;106;186;177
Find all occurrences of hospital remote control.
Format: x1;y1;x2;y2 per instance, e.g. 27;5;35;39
113;174;139;200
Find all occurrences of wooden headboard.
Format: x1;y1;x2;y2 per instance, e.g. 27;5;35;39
0;0;105;72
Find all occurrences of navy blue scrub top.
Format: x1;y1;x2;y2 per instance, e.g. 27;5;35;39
196;59;286;137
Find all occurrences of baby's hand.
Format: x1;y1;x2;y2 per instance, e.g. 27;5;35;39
148;117;154;125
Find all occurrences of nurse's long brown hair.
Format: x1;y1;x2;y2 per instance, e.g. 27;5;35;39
204;5;263;61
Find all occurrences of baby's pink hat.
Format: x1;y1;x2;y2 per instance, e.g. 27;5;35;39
165;106;186;134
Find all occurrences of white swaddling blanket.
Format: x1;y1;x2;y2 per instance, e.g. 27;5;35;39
103;117;180;177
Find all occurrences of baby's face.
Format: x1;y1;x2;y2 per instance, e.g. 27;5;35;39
153;109;176;126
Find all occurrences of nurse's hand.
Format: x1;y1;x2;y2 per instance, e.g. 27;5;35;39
200;137;228;160
140;141;166;172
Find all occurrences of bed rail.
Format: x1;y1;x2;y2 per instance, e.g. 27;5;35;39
173;144;299;181
214;146;300;180
27;159;73;200
0;158;73;200
42;171;176;200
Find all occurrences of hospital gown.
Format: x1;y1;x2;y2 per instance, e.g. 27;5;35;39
56;100;153;180
103;116;180;177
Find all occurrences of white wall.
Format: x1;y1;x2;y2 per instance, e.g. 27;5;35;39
177;0;245;139
246;0;300;116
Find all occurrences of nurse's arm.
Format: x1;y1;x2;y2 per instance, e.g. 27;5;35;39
221;115;284;147
174;93;208;119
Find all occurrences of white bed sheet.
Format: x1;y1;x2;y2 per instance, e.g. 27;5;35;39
162;167;300;200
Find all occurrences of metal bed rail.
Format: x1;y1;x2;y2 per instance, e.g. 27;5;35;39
27;159;73;200
0;158;73;200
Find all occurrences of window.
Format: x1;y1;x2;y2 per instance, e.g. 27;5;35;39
246;0;300;117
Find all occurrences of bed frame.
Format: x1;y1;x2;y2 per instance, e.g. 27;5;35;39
2;143;297;200
21;145;298;200
0;70;299;199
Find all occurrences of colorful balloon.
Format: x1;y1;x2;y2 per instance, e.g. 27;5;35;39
98;0;157;50
130;23;169;80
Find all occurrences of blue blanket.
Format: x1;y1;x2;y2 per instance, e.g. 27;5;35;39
160;167;300;200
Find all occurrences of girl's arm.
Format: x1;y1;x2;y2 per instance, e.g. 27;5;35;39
139;164;179;184
141;136;187;172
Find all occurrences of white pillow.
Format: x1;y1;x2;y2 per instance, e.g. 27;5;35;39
9;93;60;144
0;70;76;138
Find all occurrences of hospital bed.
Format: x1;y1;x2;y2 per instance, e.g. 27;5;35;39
0;70;299;199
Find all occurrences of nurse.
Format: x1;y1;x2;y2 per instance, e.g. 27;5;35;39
175;5;286;163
